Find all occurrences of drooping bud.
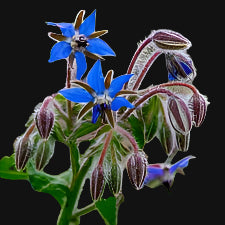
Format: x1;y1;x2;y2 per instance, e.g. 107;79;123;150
152;29;191;50
165;52;196;82
14;135;31;171
35;96;55;140
191;93;208;127
35;137;55;170
90;165;105;200
167;96;192;135
108;163;123;196
126;151;147;190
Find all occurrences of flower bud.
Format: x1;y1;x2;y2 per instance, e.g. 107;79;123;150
35;96;55;140
167;96;192;135
152;29;191;50
14;135;31;171
126;152;147;190
90;165;105;200
35;137;55;170
165;52;196;82
108;163;122;196
191;93;208;127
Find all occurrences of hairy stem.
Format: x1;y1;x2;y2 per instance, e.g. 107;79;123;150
115;125;139;153
98;130;113;166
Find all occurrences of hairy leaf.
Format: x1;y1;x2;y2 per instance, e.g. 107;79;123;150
27;162;71;207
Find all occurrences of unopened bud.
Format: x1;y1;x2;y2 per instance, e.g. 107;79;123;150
35;96;55;140
108;163;122;196
167;96;192;135
152;29;191;50
14;135;31;171
90;165;105;200
191;93;208;127
126;152;147;190
35;137;55;170
14;123;35;171
165;52;196;82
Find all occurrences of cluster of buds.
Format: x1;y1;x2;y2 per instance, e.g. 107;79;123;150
14;96;56;171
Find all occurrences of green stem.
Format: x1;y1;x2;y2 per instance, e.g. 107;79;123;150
57;146;93;225
72;202;96;219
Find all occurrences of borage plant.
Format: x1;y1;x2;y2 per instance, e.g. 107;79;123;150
0;9;209;225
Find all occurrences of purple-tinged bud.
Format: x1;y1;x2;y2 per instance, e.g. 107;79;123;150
191;93;209;127
35;96;55;140
14;136;31;170
14;123;35;171
152;29;191;50
14;136;31;171
126;152;147;190
90;165;105;200
165;52;196;82
167;96;192;135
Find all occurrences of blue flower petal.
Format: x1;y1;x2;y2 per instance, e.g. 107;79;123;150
59;88;93;103
170;156;195;174
87;60;105;95
180;61;192;75
46;22;75;37
111;97;134;111
48;41;72;63
108;74;133;98
75;51;87;80
79;10;96;37
92;104;101;123
86;38;116;56
144;166;164;185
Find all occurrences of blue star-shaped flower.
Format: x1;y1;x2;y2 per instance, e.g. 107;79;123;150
47;10;116;79
144;156;195;189
59;60;135;127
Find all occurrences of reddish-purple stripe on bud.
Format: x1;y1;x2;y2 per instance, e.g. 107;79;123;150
152;29;191;50
191;93;208;127
90;165;105;200
126;152;147;190
14;136;31;171
35;96;55;140
167;96;192;135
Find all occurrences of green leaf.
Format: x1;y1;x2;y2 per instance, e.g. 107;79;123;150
69;121;101;143
96;197;117;225
0;154;28;180
142;95;160;142
27;162;71;207
128;115;145;148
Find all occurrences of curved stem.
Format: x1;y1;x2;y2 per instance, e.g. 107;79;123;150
115;125;139;153
120;86;175;121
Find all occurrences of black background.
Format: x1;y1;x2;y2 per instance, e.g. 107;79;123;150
0;1;221;224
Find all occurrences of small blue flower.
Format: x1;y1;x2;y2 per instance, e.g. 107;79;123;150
59;60;135;127
165;52;196;82
47;10;116;80
144;155;195;189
